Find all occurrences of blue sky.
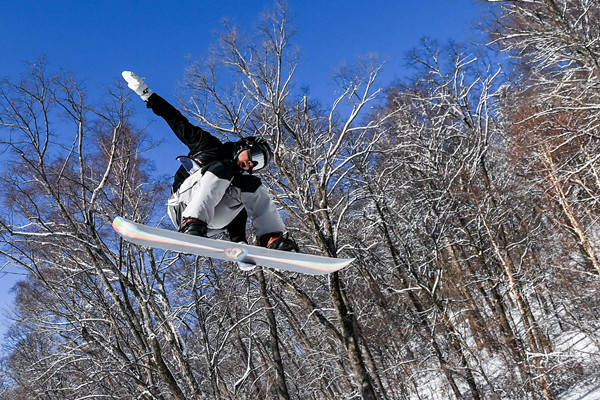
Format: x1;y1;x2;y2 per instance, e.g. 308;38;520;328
0;0;491;337
1;1;491;102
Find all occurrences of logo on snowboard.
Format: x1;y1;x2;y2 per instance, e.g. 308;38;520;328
225;247;247;261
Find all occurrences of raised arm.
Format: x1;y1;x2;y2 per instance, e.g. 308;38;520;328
122;71;221;156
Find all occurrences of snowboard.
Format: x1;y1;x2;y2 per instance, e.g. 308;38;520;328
112;217;353;275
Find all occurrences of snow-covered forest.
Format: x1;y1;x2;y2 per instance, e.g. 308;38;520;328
1;1;599;399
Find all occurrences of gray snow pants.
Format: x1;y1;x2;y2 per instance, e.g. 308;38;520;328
167;161;285;238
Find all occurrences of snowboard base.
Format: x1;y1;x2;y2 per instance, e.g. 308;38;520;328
112;217;353;275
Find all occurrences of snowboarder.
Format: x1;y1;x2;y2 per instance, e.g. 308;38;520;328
122;71;298;253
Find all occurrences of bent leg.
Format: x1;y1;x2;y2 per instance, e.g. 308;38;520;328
239;181;285;237
227;208;248;243
182;162;234;227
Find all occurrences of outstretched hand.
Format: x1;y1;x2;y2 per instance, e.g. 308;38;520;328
122;71;153;101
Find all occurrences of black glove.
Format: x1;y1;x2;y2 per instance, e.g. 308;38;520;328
267;234;299;252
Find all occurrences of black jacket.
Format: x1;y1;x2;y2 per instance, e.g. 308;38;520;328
146;94;236;192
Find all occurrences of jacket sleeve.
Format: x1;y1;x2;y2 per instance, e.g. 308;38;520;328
146;94;221;155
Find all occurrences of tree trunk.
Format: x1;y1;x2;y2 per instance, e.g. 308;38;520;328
541;146;600;276
257;268;291;400
474;193;551;400
329;271;380;400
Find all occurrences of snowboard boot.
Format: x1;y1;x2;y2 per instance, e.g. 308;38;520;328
179;217;208;237
260;232;299;252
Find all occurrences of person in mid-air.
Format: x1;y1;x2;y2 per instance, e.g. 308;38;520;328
122;71;298;258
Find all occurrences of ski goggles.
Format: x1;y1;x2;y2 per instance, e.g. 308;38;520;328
248;147;266;171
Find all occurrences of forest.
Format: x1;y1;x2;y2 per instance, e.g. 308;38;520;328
1;1;599;399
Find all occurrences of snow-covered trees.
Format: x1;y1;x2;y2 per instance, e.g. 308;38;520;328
488;0;600;276
180;6;394;399
0;62;186;397
1;1;599;399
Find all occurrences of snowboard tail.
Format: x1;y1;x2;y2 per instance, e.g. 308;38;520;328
112;217;352;275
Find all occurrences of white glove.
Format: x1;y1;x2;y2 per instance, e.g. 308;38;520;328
236;242;256;271
121;71;153;101
237;261;255;271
